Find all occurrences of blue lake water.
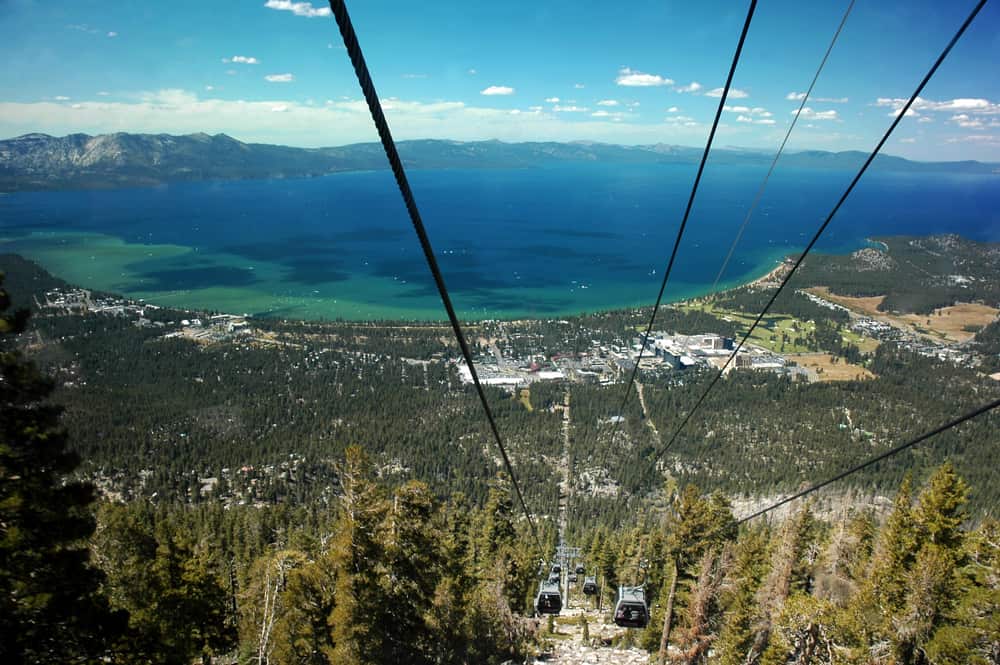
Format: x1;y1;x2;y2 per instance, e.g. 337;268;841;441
1;162;998;320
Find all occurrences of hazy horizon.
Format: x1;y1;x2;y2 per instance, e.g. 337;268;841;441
2;1;999;161
7;130;1000;166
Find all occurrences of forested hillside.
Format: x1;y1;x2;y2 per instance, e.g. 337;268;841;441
2;248;998;519
792;235;1000;314
2;247;1000;663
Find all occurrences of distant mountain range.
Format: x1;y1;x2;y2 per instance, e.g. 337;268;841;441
1;131;996;191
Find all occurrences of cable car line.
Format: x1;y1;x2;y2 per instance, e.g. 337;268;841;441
735;395;1000;525
637;0;988;477
328;0;544;557
710;0;856;294
599;0;759;472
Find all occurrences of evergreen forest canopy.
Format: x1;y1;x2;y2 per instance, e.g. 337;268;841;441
1;229;999;662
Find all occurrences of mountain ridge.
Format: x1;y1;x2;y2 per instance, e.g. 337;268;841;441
1;131;996;192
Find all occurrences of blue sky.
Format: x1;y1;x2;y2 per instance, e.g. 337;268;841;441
1;0;998;160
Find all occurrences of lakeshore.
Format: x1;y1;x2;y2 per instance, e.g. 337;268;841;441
3;162;999;321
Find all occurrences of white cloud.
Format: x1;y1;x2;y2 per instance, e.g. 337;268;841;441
545;97;560;103
71;104;82;109
139;89;200;106
265;73;294;83
899;137;916;143
224;55;260;64
205;85;215;92
724;105;771;118
97;91;110;97
54;96;71;101
597;99;619;107
467;68;477;75
553;105;588;112
951;114;984;129
263;0;331;18
402;73;427;79
528;106;543;112
0;90;811;150
481;85;514;96
616;67;673;87
675;82;702;94
917;116;933;124
705;87;749;98
890;107;920;118
225;69;237;76
627;102;640;109
591;110;625;120
574;83;585;89
936;98;992;110
107;31;118;38
946;134;999;145
735;114;775;125
875;96;1000;115
792;107;839;121
786;91;848;103
271;105;289;113
667;106;679;113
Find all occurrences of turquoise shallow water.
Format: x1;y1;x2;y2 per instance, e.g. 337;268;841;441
1;163;998;320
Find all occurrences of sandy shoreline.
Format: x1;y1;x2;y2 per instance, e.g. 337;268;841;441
747;258;794;288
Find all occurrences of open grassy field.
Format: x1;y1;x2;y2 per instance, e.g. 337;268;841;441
672;301;874;355
790;352;875;382
900;303;999;343
805;287;998;344
519;388;533;411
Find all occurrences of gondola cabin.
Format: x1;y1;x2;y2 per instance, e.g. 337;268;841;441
582;576;598;596
575;565;585;575
568;573;578;583
534;581;562;616
613;586;649;628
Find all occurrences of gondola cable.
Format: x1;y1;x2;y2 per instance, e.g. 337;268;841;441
709;0;856;294
598;0;759;475
328;0;544;557
635;0;989;481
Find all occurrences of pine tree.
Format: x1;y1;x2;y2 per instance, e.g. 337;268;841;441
914;462;968;562
653;485;737;660
326;445;388;665
924;519;1000;664
101;519;236;664
749;504;819;664
0;276;127;663
427;493;478;665
380;480;443;665
270;553;336;665
892;463;971;663
673;547;730;664
239;548;309;664
847;475;917;657
715;528;769;665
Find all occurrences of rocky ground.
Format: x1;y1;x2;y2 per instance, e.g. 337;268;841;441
529;606;651;664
